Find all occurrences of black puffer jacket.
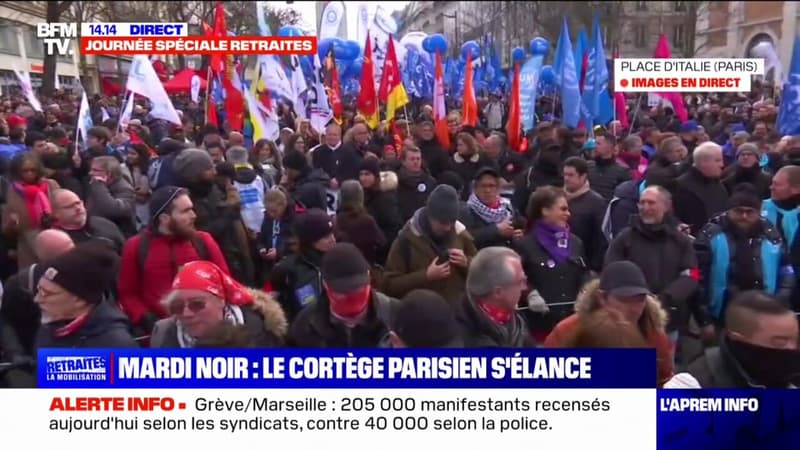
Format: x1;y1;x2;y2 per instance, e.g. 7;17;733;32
587;157;632;201
396;167;437;222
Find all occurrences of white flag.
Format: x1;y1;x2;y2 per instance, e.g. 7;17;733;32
243;86;279;142
118;91;135;129
261;55;294;100
125;55;181;125
13;69;42;112
319;1;345;39
356;3;369;45
308;54;333;134
101;107;110;122
368;6;399;87
290;55;308;119
190;75;201;103
76;91;92;149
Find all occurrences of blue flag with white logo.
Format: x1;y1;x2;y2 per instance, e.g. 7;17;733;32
582;16;614;126
778;34;800;136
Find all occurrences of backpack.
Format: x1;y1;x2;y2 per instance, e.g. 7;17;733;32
136;232;210;274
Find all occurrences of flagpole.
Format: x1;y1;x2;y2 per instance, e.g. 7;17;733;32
116;89;130;134
627;93;644;136
204;65;213;124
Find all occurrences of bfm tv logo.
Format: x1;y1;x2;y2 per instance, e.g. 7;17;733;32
36;23;76;57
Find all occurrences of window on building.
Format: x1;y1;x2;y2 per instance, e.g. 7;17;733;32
24;27;44;59
634;25;646;48
0;26;21;55
672;25;685;49
637;1;647;11
674;1;686;12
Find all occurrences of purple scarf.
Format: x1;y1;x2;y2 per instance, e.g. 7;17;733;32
533;221;571;264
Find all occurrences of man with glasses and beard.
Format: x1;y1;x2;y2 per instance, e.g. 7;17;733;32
117;186;230;337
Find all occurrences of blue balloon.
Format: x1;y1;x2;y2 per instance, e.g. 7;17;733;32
461;41;480;60
278;25;303;37
422;33;448;54
540;65;555;85
347;57;363;79
338;40;361;61
318;38;335;59
530;37;550;57
511;47;526;63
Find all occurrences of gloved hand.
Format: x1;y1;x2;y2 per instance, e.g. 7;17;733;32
526;290;549;314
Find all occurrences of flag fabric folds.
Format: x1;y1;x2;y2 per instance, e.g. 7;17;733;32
778;34;800;136
506;61;522;151
325;47;344;124
357;31;379;129
554;18;581;128
126;55;181;125
462;51;478;126
378;38;409;123
653;34;688;123
433;52;450;150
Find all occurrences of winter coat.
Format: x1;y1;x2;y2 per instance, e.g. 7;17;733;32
35;301;138;349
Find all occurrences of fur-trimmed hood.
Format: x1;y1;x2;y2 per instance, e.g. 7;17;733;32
249;288;289;339
380;170;398;192
574;279;668;332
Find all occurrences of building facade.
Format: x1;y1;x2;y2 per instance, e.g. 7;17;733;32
696;1;797;80
0;2;83;94
617;1;699;58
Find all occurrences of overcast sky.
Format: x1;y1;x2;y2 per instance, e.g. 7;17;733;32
279;1;409;39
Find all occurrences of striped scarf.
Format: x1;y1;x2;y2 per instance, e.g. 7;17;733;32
467;193;512;224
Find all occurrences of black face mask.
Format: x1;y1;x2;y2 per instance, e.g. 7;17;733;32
726;336;800;387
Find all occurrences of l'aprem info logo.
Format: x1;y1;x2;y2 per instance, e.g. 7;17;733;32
45;356;108;382
36;23;76;57
614;58;765;93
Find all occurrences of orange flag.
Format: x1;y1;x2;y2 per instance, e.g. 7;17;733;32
357;32;379;129
325;47;343;124
506;61;521;152
461;50;478;127
378;38;409;122
433;51;450;150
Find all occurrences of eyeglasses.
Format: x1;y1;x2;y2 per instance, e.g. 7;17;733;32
169;297;208;315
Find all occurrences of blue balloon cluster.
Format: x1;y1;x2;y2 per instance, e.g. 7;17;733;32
422;33;448;54
511;47;526;64
461;41;480;60
540;65;555;85
530;37;550;57
278;25;303;37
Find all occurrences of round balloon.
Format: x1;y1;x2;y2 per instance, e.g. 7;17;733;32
348;57;364;79
337;40;361;60
461;40;481;60
530;37;550;57
318;38;335;59
278;25;303;37
422;33;448;54
325;38;345;58
511;46;526;63
539;65;555;85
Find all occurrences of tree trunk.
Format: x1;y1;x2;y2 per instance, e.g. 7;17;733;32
42;2;62;96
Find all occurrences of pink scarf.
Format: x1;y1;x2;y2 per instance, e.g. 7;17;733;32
14;181;51;227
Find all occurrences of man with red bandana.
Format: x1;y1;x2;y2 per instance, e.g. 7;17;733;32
458;246;532;347
288;243;399;347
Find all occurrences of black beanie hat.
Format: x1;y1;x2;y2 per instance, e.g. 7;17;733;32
359;157;380;178
40;241;120;305
728;183;762;210
321;243;370;292
149;186;185;227
394;289;462;347
283;150;310;172
293;208;334;245
427;184;460;223
437;171;464;195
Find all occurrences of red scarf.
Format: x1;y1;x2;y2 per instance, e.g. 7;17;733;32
53;309;92;338
479;302;512;325
14;181;51;227
327;284;371;322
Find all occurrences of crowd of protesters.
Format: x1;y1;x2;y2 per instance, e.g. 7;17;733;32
0;78;799;390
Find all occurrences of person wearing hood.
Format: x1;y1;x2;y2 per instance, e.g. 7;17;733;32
674;142;729;235
395;145;437;222
382;185;477;306
359;157;401;251
545;261;674;386
414;120;450;179
511;139;563;214
226;146;266;234
587;132;632;202
289;243;399;347
34;241;138;348
458;247;532;347
150;260;287;348
175;149;254;285
694;184;794;327
464;166;523;250
281;149;329;211
666;291;800;388
270;209;336;322
722;143;772;199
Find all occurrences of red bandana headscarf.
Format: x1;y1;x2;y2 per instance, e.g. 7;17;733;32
172;261;253;305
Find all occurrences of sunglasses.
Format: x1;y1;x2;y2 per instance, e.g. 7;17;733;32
169;298;208;315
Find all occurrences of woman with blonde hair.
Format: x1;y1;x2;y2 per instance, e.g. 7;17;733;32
545;261;674;386
448;132;491;200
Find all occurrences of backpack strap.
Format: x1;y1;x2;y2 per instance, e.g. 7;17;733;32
190;235;209;260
